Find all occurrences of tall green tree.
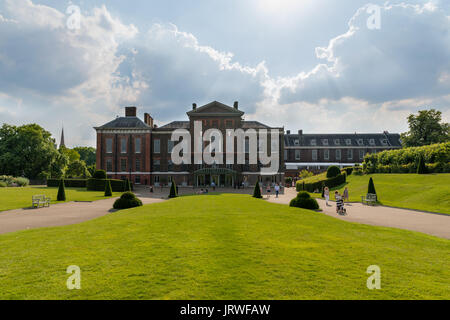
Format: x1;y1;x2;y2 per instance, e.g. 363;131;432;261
59;146;80;163
73;147;96;166
401;109;449;147
57;179;66;201
66;160;91;178
253;181;262;199
0;123;60;179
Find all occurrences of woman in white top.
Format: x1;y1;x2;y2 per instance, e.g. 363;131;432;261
324;187;330;206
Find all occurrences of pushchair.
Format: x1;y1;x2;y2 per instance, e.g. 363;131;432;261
336;197;347;215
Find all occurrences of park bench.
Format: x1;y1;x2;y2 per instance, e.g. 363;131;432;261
32;195;51;208
361;193;377;206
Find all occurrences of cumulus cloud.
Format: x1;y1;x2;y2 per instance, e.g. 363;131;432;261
278;2;450;104
0;0;448;147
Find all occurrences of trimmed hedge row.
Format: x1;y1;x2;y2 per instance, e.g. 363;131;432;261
47;179;87;188
87;178;129;192
363;142;450;173
369;162;450;174
296;173;347;193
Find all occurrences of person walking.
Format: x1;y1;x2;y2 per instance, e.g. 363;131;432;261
275;184;280;198
343;187;349;204
324;187;330;206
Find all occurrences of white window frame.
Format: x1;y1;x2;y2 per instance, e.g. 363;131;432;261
135;137;141;154
295;150;301;160
336;149;341;160
312;149;318;161
154;139;160;153
106;138;113;154
121;138;127;154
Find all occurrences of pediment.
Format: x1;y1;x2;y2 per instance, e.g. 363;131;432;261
187;101;244;116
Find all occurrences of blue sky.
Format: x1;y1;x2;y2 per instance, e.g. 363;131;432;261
0;0;449;147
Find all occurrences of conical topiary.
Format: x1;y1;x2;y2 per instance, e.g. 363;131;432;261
417;154;428;174
169;177;177;198
253;181;262;199
368;177;377;195
124;178;132;192
57;179;66;201
104;179;112;197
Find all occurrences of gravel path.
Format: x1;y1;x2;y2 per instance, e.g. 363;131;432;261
0;196;164;235
268;188;450;239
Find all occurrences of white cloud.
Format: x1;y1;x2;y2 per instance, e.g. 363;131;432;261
0;0;448;147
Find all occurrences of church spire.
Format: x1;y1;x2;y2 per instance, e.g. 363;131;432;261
59;126;66;149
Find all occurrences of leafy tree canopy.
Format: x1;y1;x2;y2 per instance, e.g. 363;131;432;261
0;123;59;179
401;109;449;147
73;146;96;166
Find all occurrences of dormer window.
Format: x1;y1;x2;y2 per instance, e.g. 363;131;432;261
334;139;340;145
310;139;317;146
380;139;388;146
294;139;300;146
345;139;352;146
369;139;375;146
322;139;329;146
357;139;364;146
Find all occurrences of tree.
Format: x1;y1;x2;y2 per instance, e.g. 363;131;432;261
66;160;90;178
59;146;81;163
368;177;377;195
253;181;262;199
93;170;107;179
124;178;132;192
401;109;450;147
73;147;96;167
0;123;60;179
326;166;341;178
417;154;428;174
57;179;66;201
168;178;177;198
104;179;112;197
299;170;313;179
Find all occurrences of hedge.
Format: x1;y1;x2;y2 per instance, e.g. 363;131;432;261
363;142;450;173
290;191;319;210
86;178;129;192
296;173;346;193
47;179;87;188
113;192;143;210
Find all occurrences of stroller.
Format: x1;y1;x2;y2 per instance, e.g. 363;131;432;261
336;196;347;215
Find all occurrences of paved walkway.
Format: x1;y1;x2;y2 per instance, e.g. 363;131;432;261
0;195;164;235
1;187;449;239
268;188;450;239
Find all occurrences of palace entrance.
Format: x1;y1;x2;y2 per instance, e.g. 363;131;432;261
194;167;239;187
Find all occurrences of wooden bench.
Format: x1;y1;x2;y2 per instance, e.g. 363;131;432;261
361;193;377;206
32;195;51;208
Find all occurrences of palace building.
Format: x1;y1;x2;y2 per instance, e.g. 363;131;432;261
94;101;402;186
95;101;285;187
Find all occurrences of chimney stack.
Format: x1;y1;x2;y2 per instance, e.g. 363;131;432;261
144;113;154;127
286;130;291;135
298;130;303;136
233;101;239;109
192;103;197;110
125;106;137;117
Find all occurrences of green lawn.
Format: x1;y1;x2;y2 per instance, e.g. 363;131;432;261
0;186;121;212
0;194;448;300
311;173;450;215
